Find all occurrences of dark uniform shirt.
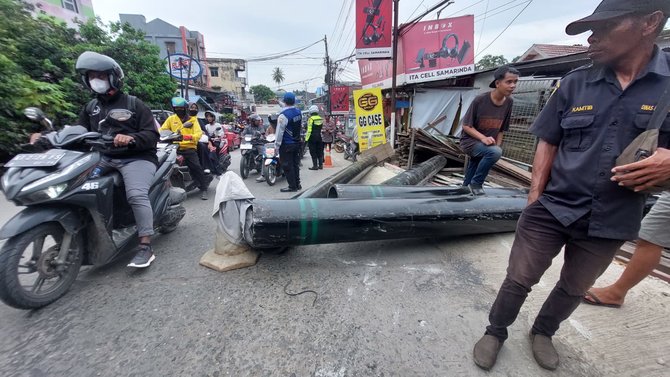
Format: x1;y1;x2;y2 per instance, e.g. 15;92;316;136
530;46;670;240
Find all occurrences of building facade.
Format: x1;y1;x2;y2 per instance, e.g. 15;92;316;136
25;0;95;28
206;58;248;106
119;14;210;88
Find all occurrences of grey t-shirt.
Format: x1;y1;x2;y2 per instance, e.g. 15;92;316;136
460;92;513;153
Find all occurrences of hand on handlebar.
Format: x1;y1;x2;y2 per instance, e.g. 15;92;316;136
114;134;135;147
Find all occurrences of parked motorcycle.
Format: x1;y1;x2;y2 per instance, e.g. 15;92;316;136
0;108;186;309
344;138;359;162
160;130;214;193
262;134;282;186
239;132;264;179
334;131;348;153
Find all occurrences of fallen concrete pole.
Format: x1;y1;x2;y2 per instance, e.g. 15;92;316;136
245;196;526;248
381;155;447;186
296;154;378;198
328;185;527;199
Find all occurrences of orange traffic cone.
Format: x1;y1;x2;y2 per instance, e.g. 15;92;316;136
324;144;333;168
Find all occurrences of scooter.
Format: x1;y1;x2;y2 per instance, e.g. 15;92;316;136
160;130;214;193
344;138;359;162
262;134;282;186
0;108;186;309
210;128;231;175
239;132;264;179
334;131;349;153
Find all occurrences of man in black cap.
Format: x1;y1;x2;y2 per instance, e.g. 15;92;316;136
473;0;670;371
460;65;519;195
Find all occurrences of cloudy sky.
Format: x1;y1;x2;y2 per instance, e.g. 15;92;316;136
91;0;605;91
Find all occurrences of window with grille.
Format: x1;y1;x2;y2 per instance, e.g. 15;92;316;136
165;42;176;55
210;67;219;77
62;0;78;13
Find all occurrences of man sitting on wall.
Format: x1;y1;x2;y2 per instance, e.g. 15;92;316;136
460;65;519;195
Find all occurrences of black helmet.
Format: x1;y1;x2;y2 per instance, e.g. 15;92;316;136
75;51;125;91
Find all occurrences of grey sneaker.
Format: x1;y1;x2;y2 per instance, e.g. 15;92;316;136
255;176;265;182
200;190;208;200
128;244;155;268
473;334;502;371
468;183;485;196
529;331;559;370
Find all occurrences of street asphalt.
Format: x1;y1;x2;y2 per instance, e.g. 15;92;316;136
1;148;668;377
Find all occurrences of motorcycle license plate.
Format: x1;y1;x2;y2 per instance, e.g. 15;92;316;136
240;143;252;150
5;151;66;167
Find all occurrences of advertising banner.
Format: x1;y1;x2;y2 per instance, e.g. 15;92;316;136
401;15;475;84
330;85;350;114
353;88;386;151
165;53;202;80
355;0;393;59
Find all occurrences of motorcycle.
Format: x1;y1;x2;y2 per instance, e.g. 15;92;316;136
160;130;214;193
239;132;264;179
262;134;282;186
209;128;232;175
344;138;359;162
334;131;348;153
0;108;186;309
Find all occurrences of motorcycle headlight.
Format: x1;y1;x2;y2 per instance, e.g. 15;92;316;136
244;135;252;141
23;183;68;202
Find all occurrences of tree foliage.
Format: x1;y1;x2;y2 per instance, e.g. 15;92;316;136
272;67;285;87
475;54;510;71
250;84;275;103
0;0;176;160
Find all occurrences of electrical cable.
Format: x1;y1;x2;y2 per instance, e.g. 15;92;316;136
472;0;534;60
476;0;491;55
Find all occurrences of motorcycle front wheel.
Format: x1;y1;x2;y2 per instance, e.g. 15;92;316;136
265;164;277;186
334;141;345;153
240;153;250;179
0;223;83;310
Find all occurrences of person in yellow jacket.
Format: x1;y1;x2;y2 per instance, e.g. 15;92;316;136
161;98;210;199
305;105;324;170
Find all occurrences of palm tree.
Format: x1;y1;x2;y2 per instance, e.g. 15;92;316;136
272;67;285;87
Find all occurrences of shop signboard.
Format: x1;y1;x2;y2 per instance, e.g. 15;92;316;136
353;88;386;151
355;0;393;58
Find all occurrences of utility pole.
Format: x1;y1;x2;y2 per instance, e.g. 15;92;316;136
324;34;331;115
390;0;400;148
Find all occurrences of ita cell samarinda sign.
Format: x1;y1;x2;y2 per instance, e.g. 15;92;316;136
165;53;202;80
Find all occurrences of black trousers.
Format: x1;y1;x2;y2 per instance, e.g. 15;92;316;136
486;201;623;341
279;143;301;189
179;149;208;191
308;140;324;167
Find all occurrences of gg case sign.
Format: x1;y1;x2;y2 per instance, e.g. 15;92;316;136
353;88;386;151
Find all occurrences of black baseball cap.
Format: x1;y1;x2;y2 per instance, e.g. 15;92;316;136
566;0;670;35
489;66;520;88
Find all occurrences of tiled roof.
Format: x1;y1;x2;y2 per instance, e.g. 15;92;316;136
531;44;588;58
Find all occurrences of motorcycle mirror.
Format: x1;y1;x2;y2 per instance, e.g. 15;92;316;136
24;107;45;122
107;109;133;122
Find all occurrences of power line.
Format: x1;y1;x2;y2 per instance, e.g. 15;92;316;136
474;0;530;24
333;0;356;57
476;0;491;55
329;0;349;43
473;0;534;60
404;0;426;24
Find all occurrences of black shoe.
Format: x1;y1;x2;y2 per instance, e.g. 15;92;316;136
200;190;208;200
318;165;323;169
468;184;485;196
280;187;297;192
128;244;155;268
297;185;302;190
308;166;318;170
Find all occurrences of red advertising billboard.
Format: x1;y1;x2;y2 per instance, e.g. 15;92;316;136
355;0;393;59
358;40;405;89
330;85;350;114
401;15;475;84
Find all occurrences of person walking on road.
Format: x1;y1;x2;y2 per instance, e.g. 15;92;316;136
460;65;519;195
473;0;670;371
306;105;325;170
275;92;303;192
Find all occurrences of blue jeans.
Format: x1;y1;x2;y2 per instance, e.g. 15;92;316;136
462;142;502;186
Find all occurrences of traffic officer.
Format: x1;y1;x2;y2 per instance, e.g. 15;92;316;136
275;92;303;192
306;105;324;170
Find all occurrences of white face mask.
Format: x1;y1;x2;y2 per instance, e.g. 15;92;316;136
89;78;110;94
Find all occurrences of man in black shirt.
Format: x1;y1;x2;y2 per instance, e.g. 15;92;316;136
473;0;670;371
75;51;160;268
460;66;518;195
